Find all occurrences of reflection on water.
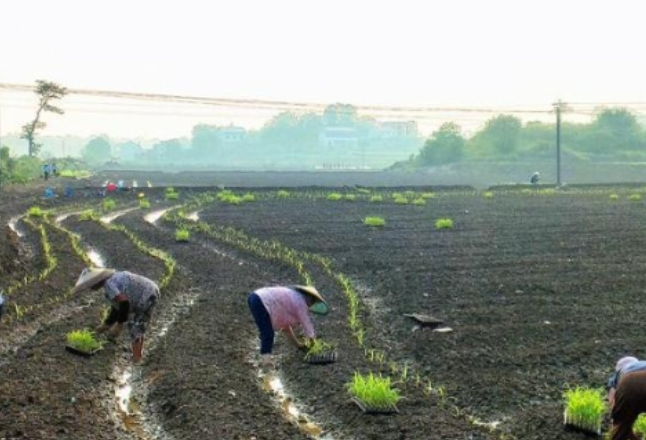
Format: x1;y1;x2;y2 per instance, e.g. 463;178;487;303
8;216;24;237
86;249;105;268
101;207;139;224
186;211;200;221
144;209;171;224
260;370;325;438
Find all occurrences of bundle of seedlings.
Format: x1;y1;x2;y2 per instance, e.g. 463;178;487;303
65;329;104;356
347;371;401;414
563;386;607;435
303;339;337;364
175;227;190;242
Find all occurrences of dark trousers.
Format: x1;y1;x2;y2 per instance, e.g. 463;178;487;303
611;371;646;440
248;293;274;354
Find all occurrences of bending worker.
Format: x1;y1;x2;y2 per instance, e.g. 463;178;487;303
248;285;328;368
607;356;646;440
72;268;160;362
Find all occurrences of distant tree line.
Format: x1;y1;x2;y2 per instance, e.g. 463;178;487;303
393;108;646;170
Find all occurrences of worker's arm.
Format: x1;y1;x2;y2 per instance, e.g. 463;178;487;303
106;294;130;338
283;326;309;349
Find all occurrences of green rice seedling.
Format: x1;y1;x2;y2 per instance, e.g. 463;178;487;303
394;196;408;205
79;209;99;222
304;339;335;360
435;218;454;229
356;188;371;194
27;206;45;217
102;198;116;211
345;194;357;201
66;329;104;353
277;190;290;198
634;414;646;437
369;195;383;202
346;372;401;409
412;198;426;206
538;188;557;196
629;193;642;201
327;192;343;201
241;193;256;202
139;198;151;208
175;228;190;242
609;193;619;200
482;191;494;199
364;216;386;227
563;386;607;434
216;190;234;201
221;194;242;205
421;192;437;199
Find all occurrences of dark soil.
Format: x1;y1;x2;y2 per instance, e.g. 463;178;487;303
1;176;644;440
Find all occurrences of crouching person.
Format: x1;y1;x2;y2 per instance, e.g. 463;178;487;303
248;285;328;369
72;268;160;363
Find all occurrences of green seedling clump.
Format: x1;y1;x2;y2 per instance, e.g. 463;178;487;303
369;195;383;203
327;193;343;201
102;198;116;211
347;371;401;408
175;228;190;242
482;191;494;199
305;339;335;359
66;329;104;352
241;193;256;202
629;194;642;201
412;198;426;206
609;193;619;201
139;198;151;208
364;216;386;227
28;206;45;217
435;218;454;229
634;414;646;437
345;194;357;201
276;190;290;198
393;196;408;205
563;386;607;433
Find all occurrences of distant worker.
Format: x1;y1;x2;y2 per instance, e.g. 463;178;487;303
248;285;328;369
72;268;160;363
42;163;50;180
530;171;540;185
607;356;646;440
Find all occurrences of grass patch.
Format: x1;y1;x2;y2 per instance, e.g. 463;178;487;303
364;216;386;227
347;372;401;408
66;329;103;353
435;218;454;230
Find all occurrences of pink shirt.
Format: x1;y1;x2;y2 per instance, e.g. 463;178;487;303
255;286;315;338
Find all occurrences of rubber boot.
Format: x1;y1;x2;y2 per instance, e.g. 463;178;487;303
132;336;144;363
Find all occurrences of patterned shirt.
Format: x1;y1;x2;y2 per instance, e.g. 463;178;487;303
255;286;315;338
608;360;646;389
104;271;160;313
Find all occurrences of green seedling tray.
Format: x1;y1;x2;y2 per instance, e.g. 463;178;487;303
304;351;338;365
563;412;601;436
65;344;103;357
352;397;399;414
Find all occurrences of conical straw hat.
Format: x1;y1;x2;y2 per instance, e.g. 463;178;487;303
291;285;328;315
72;267;116;294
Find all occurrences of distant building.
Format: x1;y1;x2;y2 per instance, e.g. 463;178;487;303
216;126;246;143
371;121;418;139
318;127;359;148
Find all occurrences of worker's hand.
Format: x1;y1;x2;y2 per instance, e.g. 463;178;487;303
106;322;124;340
298;338;313;351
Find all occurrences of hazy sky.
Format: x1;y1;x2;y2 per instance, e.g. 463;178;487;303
1;0;645;139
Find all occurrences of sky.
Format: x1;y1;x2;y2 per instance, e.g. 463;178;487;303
1;0;646;140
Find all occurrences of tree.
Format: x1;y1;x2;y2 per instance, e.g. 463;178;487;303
323;104;358;126
586;107;643;152
21;80;67;157
479;115;523;156
418;122;465;166
82;137;112;165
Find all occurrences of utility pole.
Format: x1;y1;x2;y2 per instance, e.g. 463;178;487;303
553;100;567;187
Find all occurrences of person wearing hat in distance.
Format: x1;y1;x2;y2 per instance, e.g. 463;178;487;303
248;285;328;368
607;356;646;440
72;268;160;363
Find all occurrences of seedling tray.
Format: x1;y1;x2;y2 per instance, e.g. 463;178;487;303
352;397;399;414
65;344;103;357
305;351;338;365
563;412;601;436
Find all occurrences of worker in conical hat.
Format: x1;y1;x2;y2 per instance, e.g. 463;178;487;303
72;267;160;363
247;285;328;369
